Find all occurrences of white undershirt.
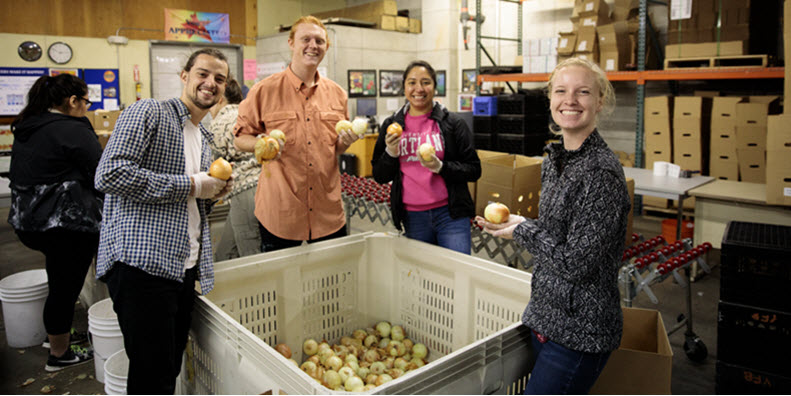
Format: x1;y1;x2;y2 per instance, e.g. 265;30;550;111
183;121;202;269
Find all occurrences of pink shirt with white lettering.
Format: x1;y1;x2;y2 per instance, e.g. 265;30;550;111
400;113;448;211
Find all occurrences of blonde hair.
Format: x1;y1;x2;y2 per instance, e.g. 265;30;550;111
547;57;615;120
289;16;330;48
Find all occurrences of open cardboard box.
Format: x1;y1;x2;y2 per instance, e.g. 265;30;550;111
591;307;673;394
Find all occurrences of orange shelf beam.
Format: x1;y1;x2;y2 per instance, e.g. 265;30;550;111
477;67;784;85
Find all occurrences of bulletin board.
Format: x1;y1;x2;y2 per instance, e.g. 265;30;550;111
149;41;243;101
84;69;120;111
0;67;48;116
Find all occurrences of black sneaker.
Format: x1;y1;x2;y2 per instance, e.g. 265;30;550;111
42;328;89;348
45;345;93;372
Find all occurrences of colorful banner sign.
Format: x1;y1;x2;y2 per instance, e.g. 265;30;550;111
164;9;230;43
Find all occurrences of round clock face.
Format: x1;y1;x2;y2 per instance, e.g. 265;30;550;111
18;41;42;62
48;42;73;64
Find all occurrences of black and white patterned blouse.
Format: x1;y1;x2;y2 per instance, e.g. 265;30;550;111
515;130;631;354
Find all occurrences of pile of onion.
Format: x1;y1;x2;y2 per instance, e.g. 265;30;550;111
297;321;429;391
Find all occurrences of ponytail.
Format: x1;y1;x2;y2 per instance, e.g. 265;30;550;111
13;74;88;126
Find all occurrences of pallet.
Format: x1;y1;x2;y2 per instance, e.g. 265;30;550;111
664;54;768;69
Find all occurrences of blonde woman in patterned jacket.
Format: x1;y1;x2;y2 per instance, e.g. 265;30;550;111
476;58;631;395
209;78;262;259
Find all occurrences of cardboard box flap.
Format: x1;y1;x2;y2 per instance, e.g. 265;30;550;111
673;97;712;119
557;32;577;55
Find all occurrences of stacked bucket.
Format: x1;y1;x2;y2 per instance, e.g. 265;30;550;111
0;269;49;348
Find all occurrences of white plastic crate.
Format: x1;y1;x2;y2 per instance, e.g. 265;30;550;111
179;232;534;394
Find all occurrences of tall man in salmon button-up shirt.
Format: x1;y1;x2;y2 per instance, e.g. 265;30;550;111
234;16;359;252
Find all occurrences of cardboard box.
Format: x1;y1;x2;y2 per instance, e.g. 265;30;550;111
786;2;791;104
644;96;673;119
408;18;421;33
710;123;737;158
673;118;704;153
665;41;747;58
625;177;635;247
575;27;598;54
644;128;672;155
581;15;609;29
736;97;782;127
597;22;630;71
737;149;766;183
712;97;743;119
557;32;577;56
93;110;121;131
468;150;511;209
95;131;112;149
476;155;543;219
735;125;767;151
395;16;409;32
575;51;599;63
710;155;739;180
590;307;673;395
675;149;704;172
579;0;610;22
673;97;712;120
766;113;791;205
379;15;396;31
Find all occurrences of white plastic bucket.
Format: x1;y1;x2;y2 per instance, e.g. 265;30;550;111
104;348;128;395
88;298;123;383
0;269;49;348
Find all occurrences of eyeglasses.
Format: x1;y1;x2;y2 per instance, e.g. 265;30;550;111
77;96;92;107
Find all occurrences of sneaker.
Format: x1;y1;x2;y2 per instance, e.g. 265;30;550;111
45;345;93;372
42;328;89;348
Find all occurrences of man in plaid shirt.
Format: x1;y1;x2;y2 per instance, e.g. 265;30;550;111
95;48;232;394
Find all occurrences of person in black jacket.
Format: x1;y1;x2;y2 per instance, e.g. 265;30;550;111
476;58;630;394
372;60;481;254
8;74;101;371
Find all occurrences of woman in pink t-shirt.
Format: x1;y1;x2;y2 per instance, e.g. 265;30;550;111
371;61;481;254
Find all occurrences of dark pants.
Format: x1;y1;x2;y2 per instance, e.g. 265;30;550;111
106;263;197;395
525;332;611;395
259;223;347;253
403;205;472;254
15;229;98;335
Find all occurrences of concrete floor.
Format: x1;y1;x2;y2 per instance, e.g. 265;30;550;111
0;205;721;394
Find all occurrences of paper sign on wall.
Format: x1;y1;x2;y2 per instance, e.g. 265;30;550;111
243;59;257;81
257;61;286;79
670;0;692;20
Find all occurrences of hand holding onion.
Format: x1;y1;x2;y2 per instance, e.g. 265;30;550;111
475;204;526;240
208;158;232;180
335;120;360;147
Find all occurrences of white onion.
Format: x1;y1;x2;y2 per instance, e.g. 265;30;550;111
303;339;319;356
363;384;376;391
388;368;404;379
393;357;408;370
338;366;356;383
363;349;380;363
410;357;425;368
412;343;427;360
351;117;368;136
353;329;368;341
375;373;393;386
344;360;360;372
402;339;414;351
357;367;370;379
376;321;392;338
364;334;378;348
365;373;378;385
378;337;391;349
323;370;342;389
370;361;386;375
318;348;335;365
326;355;343;371
345;354;358;364
390;325;405;341
345;375;365;391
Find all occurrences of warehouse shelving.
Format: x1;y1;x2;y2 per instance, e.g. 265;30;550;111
478;67;785;84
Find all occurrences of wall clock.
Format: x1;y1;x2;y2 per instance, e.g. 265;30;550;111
18;41;42;62
48;42;73;64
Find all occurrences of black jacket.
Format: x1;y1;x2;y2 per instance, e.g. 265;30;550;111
8;112;103;233
514;130;630;353
371;102;481;231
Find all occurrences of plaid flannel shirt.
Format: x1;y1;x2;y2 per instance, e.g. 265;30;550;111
95;98;215;294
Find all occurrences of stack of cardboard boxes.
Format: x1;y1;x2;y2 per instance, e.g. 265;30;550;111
735;97;782;183
643;96;673;208
709;97;743;181
312;0;420;33
88;110;121;149
556;0;653;72
523;37;559;74
666;0;749;58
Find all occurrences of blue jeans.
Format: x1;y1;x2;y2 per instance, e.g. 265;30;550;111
403;205;471;254
525;332;611;395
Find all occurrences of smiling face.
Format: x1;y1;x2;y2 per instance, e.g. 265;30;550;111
549;65;602;136
180;53;228;112
288;22;328;72
404;66;435;115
